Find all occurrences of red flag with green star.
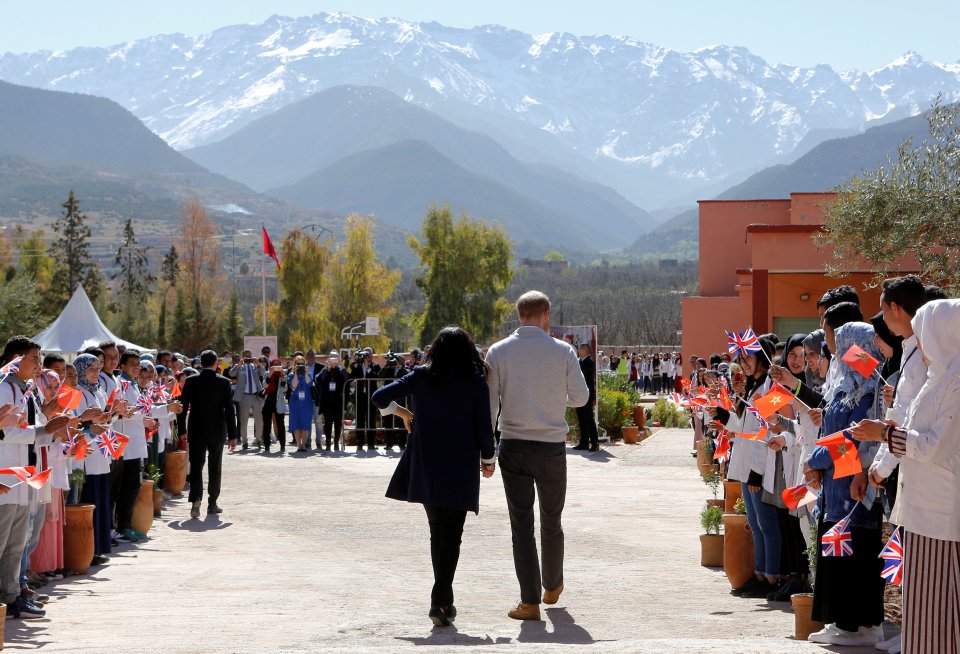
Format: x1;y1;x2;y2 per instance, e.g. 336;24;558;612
841;344;879;380
815;431;861;479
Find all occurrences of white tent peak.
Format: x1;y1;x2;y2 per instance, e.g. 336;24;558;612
33;285;153;354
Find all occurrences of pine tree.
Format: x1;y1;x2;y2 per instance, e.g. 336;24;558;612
114;218;155;334
49;190;94;307
157;298;167;349
219;291;245;352
171;289;189;352
161;245;179;287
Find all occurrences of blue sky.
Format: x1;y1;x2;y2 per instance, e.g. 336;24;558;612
1;1;954;70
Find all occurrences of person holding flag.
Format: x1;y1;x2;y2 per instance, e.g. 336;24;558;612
713;335;784;599
804;320;885;646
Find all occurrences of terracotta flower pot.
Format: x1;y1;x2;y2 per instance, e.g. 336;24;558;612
622;425;639;444
153;488;163;517
632;406;646;428
791;593;823;641
724;480;743;514
695;440;707;466
700;533;724;567
705;499;725;510
699;463;720;482
63;503;95;574
163;450;187;496
722;513;754;589
131;480;155;535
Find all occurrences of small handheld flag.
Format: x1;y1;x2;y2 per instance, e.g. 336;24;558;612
841;344;881;380
815;432;862;479
879;528;904;586
726;328;762;358
822;515;854;557
55;385;82;411
134;394;155;416
713;431;731;463
782;483;818;511
0;356;22;377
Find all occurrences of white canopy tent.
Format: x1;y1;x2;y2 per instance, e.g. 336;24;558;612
33;285;154;355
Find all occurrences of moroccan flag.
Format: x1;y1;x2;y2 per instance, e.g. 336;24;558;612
171;381;182;398
841;344;880;379
735;426;768;441
105;387;119;411
816;431;862;479
680;378;690;391
753;383;796;419
0;466;50;489
718;384;733;410
262;225;281;269
20;468;51;490
782;483;818;510
55;385;82;411
113;432;130;459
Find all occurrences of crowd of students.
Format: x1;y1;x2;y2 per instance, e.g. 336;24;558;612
682;276;957;653
604;350;684;395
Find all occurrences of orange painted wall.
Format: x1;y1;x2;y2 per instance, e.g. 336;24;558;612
788;193;835;225
681;295;750;361
698;200;790;297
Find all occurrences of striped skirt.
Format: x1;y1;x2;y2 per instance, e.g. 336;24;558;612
902;530;960;654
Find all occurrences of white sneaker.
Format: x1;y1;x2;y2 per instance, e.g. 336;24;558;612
808;623;841;643
828;627;876;646
887;635;901;654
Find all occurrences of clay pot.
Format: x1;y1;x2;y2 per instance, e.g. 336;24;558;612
705;499;725;510
163;450;187;496
699;463;720;482
724;480;743;514
63;503;95;574
632;406;646;428
791;593;823;641
131;480;155;535
622;425;639;444
700;533;724;567
153;488;163;517
722;513;755;589
695;440;707;466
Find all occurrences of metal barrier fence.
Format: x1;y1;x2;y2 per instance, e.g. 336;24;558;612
341;377;408;451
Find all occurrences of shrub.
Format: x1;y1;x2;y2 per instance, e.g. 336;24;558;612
734;497;746;515
598;389;632;439
700;505;723;535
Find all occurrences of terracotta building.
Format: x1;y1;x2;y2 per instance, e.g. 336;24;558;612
680;192;918;363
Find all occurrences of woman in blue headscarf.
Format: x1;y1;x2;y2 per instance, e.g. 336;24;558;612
805;321;885;645
73;354;113;566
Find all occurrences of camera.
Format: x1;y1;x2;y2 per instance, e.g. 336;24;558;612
384;351;400;366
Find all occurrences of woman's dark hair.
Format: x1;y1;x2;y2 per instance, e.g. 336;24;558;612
422;327;487;382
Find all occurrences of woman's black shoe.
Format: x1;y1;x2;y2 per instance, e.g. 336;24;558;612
742;578;778;598
429;606;452;627
444;605;457;621
731;576;761;596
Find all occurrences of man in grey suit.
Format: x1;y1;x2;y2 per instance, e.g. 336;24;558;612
226;349;265;450
486;291;589;621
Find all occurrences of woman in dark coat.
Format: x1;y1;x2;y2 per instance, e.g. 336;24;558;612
371;327;496;627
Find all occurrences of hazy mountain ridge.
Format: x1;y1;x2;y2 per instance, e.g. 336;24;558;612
2;13;958;205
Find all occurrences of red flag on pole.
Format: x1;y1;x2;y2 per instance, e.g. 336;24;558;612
262;225;281;269
840;344;880;380
782;483;818;510
815;431;862;479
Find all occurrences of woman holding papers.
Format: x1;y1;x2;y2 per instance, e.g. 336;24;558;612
371;327;495;628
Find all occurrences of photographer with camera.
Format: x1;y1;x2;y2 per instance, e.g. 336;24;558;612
227;350;266;450
380;352;408;451
350;348;381;452
317;352;348;451
287;355;315;453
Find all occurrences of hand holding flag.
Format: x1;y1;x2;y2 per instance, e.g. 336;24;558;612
822;515;854;557
815;431;862;479
55;385;82;411
781;482;818;510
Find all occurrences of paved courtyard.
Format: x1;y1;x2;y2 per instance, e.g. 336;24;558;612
10;428;876;653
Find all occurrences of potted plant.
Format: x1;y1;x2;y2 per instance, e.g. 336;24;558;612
704;470;724;509
146;464;163;517
699;436;720;481
64;469;95;574
699;505;724;567
163;431;188;496
791;540;823;640
722;497;754;589
621;409;639;444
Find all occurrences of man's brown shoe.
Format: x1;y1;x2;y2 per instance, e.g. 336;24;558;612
543;583;564;605
508;602;541;621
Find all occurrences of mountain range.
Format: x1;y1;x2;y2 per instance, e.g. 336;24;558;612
2;12;959;207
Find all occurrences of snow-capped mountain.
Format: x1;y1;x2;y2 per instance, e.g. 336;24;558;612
2;12;958;205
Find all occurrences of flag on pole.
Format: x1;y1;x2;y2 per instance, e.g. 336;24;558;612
781;483;818;510
134;394;155;416
746;405;769;429
0;466;52;489
713;431;731;463
668;393;688;406
726;328;762;358
262;225;281;269
753;383;797;419
0;356;22;377
63;431;89;461
171;381;182;398
106;387;119;411
55;385;82;411
718;384;733;410
735;426;768;441
822;516;854;557
880;528;904;586
815;431;862;479
841;344;880;380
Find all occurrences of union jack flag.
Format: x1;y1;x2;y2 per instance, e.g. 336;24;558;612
20;381;33;406
880;528;904;586
822;516;854;557
746;405;769;429
0;356;22;377
726;328;762;358
150;385;170;404
713;431;731;463
119;379;131;392
134;394;155;416
668;393;687;406
95;430;120;459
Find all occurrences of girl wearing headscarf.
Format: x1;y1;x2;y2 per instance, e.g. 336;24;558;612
29;370;67;576
74;354;113;566
805;322;884;645
852;299;960;653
